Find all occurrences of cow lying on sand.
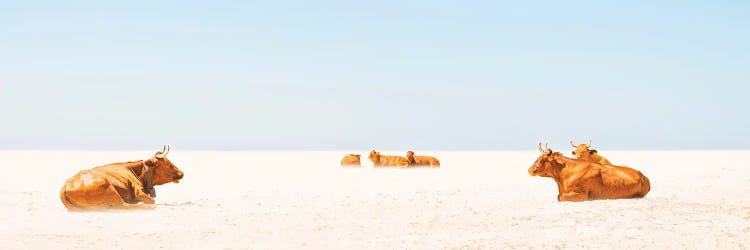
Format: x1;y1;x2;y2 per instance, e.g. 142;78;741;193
368;150;410;167
405;151;440;167
570;140;612;165
529;143;650;202
60;145;184;211
341;154;361;167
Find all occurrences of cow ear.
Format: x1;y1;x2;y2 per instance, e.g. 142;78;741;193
551;152;563;163
143;157;157;167
589;149;598;154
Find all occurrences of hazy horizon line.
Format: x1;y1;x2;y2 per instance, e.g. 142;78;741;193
1;147;748;151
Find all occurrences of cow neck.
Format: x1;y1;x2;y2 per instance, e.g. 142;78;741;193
549;155;587;197
142;160;156;197
407;155;416;164
129;160;156;198
546;156;568;197
370;155;380;165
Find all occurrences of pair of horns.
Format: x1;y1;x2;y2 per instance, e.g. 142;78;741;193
155;145;170;158
569;140;592;148
537;142;551;154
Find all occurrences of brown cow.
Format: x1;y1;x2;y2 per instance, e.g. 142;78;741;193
405;151;440;167
59;145;184;211
368;150;410;167
341;154;361;167
529;143;650;202
570;140;613;165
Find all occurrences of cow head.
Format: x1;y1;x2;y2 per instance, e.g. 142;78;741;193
529;143;564;177
406;151;415;163
368;150;380;162
570;140;597;158
144;145;184;185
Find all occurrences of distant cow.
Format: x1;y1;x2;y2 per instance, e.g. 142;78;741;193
368;150;410;167
405;151;440;167
59;145;184;210
341;154;361;167
570;140;612;165
529;143;650;202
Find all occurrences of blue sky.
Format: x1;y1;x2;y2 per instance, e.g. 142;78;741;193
1;1;748;150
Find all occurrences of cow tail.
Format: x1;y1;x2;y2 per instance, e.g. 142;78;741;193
59;187;77;211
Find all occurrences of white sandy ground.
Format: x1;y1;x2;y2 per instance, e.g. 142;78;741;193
0;150;749;249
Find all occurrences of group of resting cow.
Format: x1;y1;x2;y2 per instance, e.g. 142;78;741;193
529;141;651;202
58;142;651;211
340;150;440;167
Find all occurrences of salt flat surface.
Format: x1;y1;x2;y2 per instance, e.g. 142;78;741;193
1;150;749;249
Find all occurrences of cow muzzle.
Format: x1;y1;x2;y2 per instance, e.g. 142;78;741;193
173;172;184;183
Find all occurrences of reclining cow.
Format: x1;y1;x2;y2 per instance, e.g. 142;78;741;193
405;151;440;167
340;154;362;167
529;143;650;202
570;140;612;165
59;145;184;210
368;150;410;167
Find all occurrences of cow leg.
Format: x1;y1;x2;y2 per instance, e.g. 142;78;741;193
118;203;156;210
75;185;154;210
559;191;589;202
134;188;155;204
63;177;130;210
111;186;155;210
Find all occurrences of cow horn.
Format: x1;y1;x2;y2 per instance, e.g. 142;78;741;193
538;142;551;154
588;140;592;147
570;140;576;147
156;145;170;158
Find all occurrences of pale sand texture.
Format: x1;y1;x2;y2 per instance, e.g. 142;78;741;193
1;150;749;249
